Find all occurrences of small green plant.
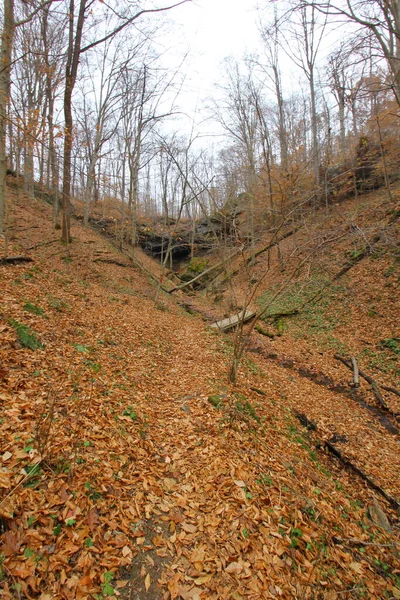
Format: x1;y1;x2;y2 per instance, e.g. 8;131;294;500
23;463;43;489
24;547;35;559
73;343;91;354
208;395;224;409
234;397;261;423
0;553;5;582
290;528;303;548
8;319;44;350
100;571;115;597
122;406;137;421
23;302;45;316
84;359;101;373
22;271;34;280
380;337;400;354
256;473;273;487
46;296;69;312
187;257;208;273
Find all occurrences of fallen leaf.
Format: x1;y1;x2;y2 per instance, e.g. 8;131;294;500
234;480;246;488
145;573;151;591
225;562;243;575
349;562;364;574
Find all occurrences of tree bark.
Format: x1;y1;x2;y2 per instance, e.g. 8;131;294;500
61;0;87;244
0;0;14;236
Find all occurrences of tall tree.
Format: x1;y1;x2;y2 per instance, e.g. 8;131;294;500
58;0;188;243
302;1;400;105
0;0;53;237
0;0;15;236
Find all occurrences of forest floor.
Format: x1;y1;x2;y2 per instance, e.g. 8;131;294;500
0;183;399;599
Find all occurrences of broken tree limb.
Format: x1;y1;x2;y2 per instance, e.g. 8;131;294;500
0;256;33;265
245;226;301;265
93;258;128;267
264;309;299;320
332;537;399;549
333;234;381;280
351;356;360;387
25;239;59;251
292;410;400;511
380;384;400;398
324;441;400;511
334;354;398;418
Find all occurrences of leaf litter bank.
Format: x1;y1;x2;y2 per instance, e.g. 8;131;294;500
0;191;399;599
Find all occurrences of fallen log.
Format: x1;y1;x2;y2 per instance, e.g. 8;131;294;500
210;309;256;332
0;256;33;265
380;384;400;398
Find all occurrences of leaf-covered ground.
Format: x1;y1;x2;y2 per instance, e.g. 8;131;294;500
1;188;399;599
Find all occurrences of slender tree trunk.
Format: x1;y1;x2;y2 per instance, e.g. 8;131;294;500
272;65;288;170
61;0;87;244
309;68;319;185
0;0;14;236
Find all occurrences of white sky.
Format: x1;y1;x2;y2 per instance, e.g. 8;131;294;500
160;0;261;135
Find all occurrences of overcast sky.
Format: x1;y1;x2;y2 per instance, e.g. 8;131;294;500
159;0;261;136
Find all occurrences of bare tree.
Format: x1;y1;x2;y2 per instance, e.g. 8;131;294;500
259;12;289;170
59;0;189;244
302;1;400;105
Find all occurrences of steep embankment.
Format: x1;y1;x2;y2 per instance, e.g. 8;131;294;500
0;188;399;599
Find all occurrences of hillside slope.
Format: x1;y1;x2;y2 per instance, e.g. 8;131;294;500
0;188;399;599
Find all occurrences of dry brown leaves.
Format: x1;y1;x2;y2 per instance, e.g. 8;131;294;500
0;190;399;599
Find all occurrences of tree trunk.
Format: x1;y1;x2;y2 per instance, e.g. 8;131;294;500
61;0;87;244
0;0;14;236
309;68;319;185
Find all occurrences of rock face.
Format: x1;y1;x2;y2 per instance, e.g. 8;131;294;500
138;215;231;261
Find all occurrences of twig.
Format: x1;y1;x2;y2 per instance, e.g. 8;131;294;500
380;385;400;398
332;536;399;549
0;461;42;510
24;238;59;251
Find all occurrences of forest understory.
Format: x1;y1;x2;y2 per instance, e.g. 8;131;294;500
0;177;399;600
